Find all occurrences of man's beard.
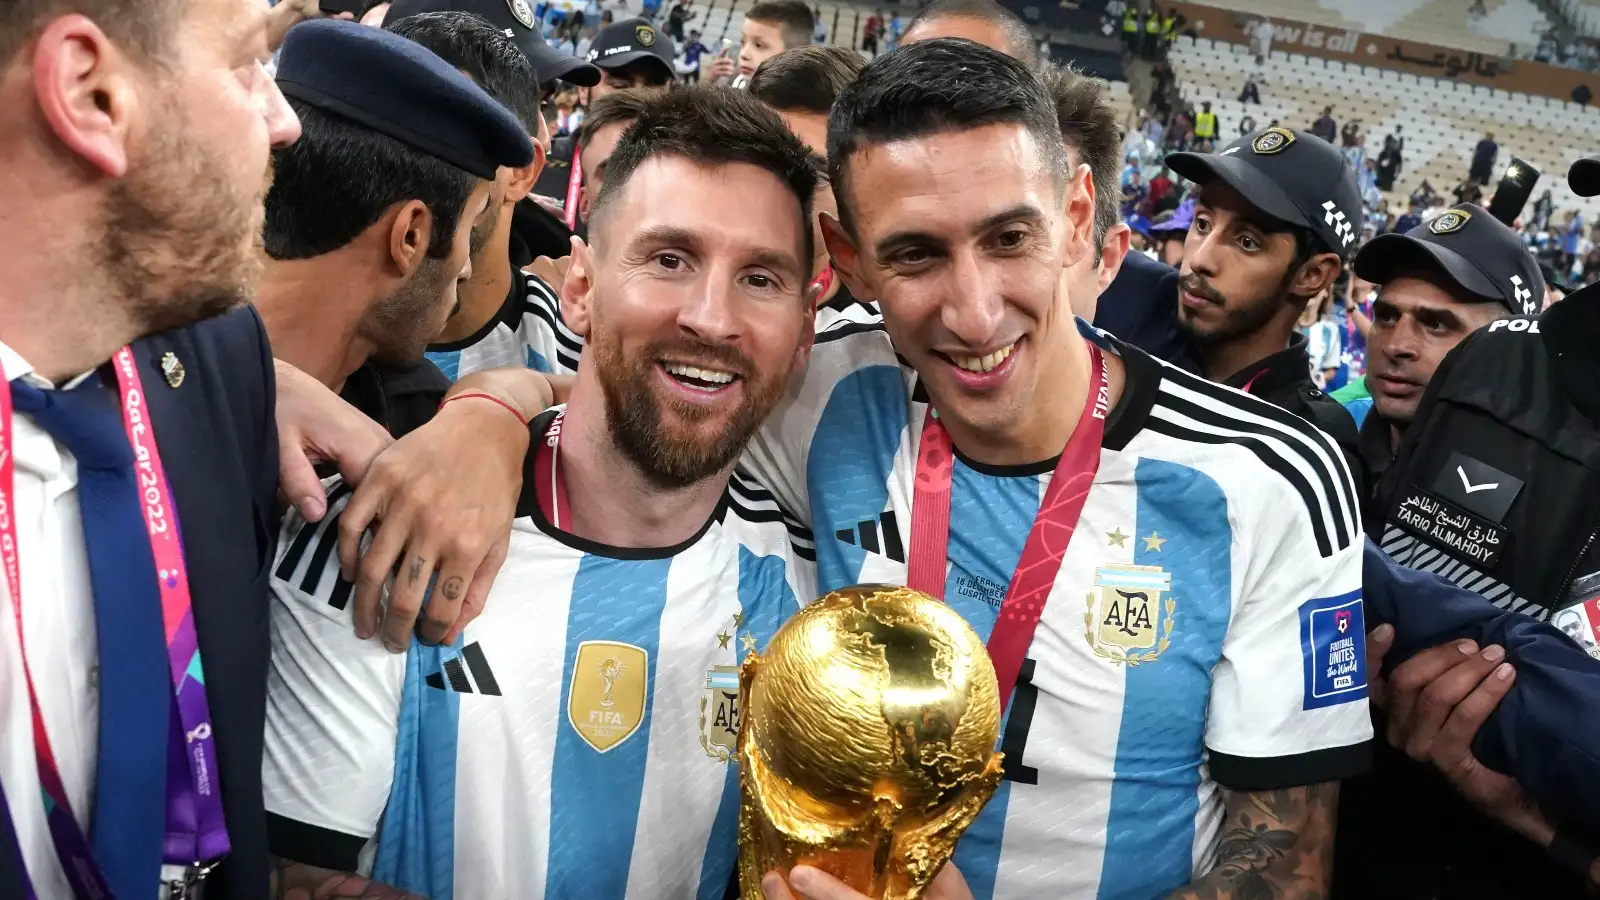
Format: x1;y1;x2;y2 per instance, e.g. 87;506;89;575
367;257;455;368
1176;271;1291;347
470;197;502;263
591;325;786;490
99;102;263;337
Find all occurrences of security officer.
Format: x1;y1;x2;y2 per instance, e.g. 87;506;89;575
1347;204;1541;516
1164;126;1366;491
254;20;533;437
378;3;600;380
1352;157;1600;900
536;18;675;232
386;0;600;264
1193;100;1217;144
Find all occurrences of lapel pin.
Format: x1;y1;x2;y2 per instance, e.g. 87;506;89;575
160;352;185;389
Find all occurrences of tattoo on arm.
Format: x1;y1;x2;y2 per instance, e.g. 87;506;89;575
1163;782;1339;900
269;855;428;900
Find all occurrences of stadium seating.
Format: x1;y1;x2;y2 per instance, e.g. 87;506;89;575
1169;33;1600;221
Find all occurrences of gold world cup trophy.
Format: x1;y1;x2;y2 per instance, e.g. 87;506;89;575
736;585;1004;899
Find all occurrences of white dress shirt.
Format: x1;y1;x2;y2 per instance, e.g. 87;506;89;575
0;341;101;899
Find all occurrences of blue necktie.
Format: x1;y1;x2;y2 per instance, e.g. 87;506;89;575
11;375;169;898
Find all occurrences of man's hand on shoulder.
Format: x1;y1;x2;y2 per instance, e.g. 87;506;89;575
275;359;394;521
336;369;557;652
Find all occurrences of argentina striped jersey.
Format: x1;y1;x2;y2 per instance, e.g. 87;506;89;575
262;420;816;899
424;269;582;379
738;318;1373;900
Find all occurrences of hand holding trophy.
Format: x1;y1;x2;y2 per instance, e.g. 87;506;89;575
737;585;1004;900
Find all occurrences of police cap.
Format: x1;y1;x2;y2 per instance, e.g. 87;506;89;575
1166;127;1364;260
1354;203;1542;315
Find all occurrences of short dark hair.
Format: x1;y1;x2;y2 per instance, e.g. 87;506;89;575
577;89;653;152
0;0;178;64
590;84;818;267
745;0;814;50
264;101;478;261
748;46;866;115
827;38;1066;237
385;11;542;136
907;0;1037;66
1041;65;1122;260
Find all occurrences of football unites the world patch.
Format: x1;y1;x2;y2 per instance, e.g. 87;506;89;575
1298;591;1367;709
1251;126;1297;155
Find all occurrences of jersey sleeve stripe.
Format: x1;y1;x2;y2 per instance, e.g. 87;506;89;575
1153;390;1353;551
1145;415;1340;558
727;470;817;560
1207;741;1372;791
520;278;584;355
266;811;368;872
1160;371;1360;532
1154;376;1358;555
276;483;351;580
812;319;887;346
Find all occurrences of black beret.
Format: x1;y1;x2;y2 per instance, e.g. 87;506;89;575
276;19;533;180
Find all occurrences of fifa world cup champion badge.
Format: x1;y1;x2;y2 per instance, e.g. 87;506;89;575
736;585;1004;900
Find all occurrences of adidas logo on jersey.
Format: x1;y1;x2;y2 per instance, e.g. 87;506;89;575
424;642;502;696
834;510;906;563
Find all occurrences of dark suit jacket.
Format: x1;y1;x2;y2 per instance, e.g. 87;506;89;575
0;308;280;899
1093;250;1200;373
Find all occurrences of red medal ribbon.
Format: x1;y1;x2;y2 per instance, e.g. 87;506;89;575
533;410;572;529
908;341;1109;714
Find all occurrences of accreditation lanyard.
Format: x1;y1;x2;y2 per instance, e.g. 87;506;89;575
907;342;1108;715
533;410;573;529
0;346;229;899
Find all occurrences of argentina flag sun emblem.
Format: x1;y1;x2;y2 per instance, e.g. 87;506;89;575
700;665;741;761
1084;564;1175;665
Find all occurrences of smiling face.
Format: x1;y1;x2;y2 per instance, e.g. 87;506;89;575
826;122;1092;458
571;155;814;487
1366;274;1500;427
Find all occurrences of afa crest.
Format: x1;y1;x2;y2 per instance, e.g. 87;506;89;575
1251;127;1297;155
567;641;648;753
700;665;741;761
1084;564;1175;665
1429;208;1472;235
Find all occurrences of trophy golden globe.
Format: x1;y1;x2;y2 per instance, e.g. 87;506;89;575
736;585;1004;900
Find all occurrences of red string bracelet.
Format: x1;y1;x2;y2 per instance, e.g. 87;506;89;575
439;391;530;427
